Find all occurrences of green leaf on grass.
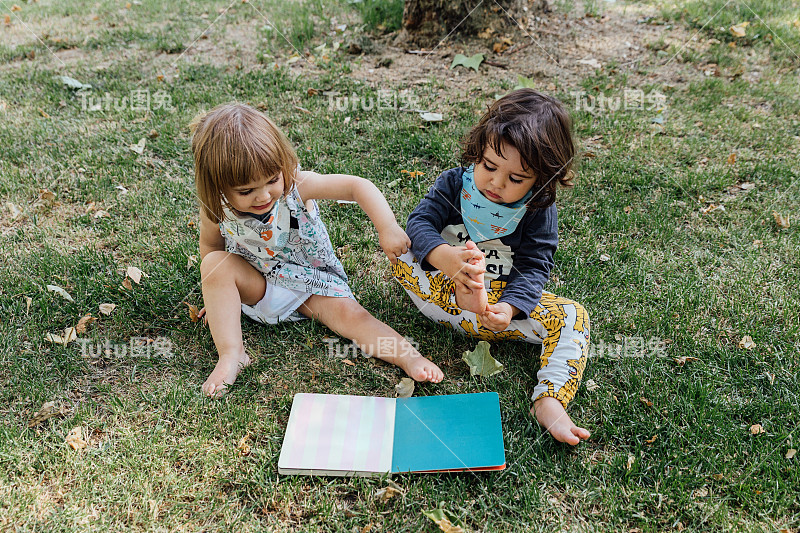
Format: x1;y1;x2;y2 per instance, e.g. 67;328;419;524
57;75;92;91
451;53;484;72
513;74;536;90
462;340;503;377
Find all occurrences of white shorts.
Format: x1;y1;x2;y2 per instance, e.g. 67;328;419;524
241;282;311;325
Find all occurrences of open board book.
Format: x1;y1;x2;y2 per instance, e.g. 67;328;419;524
278;392;506;476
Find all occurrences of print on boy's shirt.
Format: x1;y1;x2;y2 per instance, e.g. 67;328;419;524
441;224;514;281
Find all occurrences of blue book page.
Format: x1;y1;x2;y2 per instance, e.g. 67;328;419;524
391;392;505;473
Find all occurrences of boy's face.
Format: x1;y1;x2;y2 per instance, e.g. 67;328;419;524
224;172;284;215
473;141;536;204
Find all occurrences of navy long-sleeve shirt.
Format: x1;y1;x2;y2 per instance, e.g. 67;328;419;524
406;166;558;317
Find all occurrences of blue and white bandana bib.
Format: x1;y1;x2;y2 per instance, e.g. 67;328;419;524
460;165;531;242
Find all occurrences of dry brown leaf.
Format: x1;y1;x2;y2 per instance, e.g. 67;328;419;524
184;301;200;323
645;435;658;444
3;14;10;25
122;278;133;290
626;454;635;470
66;426;87;449
11;4;21;12
772;211;790;229
237;434;251;455
25;296;32;313
46;327;78;345
749;423;765;435
28;401;62;427
99;303;116;315
75;313;96;334
640;397;653;407
186;255;198;270
786;448;797;460
342;358;355;366
126;266;145;284
726;152;737;165
738;335;756;350
674;356;700;366
375;486;404;503
765;371;775;385
730;21;749;37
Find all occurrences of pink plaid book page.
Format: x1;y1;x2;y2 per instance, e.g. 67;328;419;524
278;393;396;476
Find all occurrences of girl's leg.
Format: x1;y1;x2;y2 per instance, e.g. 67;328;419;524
298;295;443;383
200;251;266;397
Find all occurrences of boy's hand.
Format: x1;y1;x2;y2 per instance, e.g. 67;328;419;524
531;396;591;446
432;245;485;290
478;302;515;331
378;223;412;264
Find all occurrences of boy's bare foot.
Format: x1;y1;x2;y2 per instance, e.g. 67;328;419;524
454;241;488;314
531;396;591;446
395;354;444;383
202;351;251;398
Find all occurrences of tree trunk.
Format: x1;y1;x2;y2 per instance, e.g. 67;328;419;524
401;0;550;46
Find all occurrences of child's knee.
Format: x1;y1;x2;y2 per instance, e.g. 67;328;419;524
200;251;232;283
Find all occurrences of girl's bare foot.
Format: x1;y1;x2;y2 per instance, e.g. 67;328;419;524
396;354;444;383
454;241;488;314
531;396;591;445
202;351;251;398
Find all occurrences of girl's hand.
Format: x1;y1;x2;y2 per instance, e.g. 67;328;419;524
378;223;412;264
478;302;515;331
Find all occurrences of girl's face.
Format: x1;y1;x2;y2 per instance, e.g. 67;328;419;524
473;141;536;204
225;172;284;215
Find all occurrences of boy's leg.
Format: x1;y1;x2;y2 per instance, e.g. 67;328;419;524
200;251;266;397
528;293;591;445
298;295;443;383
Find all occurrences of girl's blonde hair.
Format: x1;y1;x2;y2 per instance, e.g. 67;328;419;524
190;103;298;222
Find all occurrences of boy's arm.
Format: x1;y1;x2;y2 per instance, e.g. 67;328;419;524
199;211;226;258
295;170;409;262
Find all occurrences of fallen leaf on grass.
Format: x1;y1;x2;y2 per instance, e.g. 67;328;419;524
749;423;765;435
237;434;251;456
98;303;116;315
674;356;699;366
462;340;503;377
451;53;484;72
342;358;355;367
645;435;658;444
576;57;602;69
5;202;21;220
738;336;756;350
46;327;77;345
640;397;653;407
186;255;198;270
129;138;146;155
585;379;599;392
395;377;415;398
57;75;92;91
599;253;611;262
626;454;635;470
126;266;146;284
400;170;424;179
786;449;797;459
66;426;87;450
726;152;737;165
772;211;790;229
375;485;404;503
422;509;464;533
513;74;536;90
122;278;133;290
184;301;200;322
730;21;749;38
47;284;74;302
28;401;62;427
75;314;96;334
25;296;32;313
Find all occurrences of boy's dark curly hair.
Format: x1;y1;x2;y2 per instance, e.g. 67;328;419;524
461;89;576;209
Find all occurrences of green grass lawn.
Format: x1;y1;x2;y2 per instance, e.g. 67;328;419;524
1;0;798;531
